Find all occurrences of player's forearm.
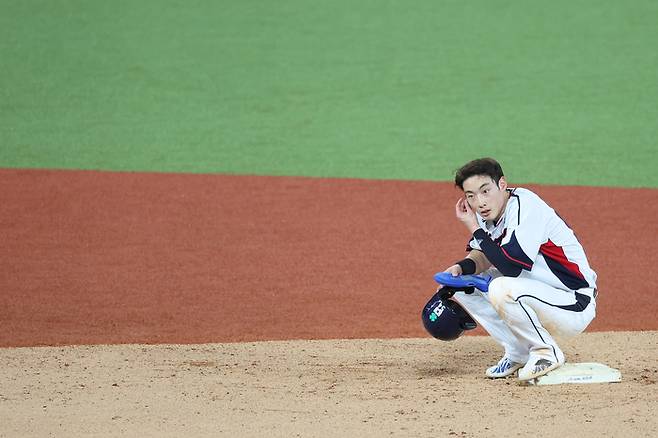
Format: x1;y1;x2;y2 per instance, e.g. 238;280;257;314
446;249;492;276
466;250;492;274
472;229;527;277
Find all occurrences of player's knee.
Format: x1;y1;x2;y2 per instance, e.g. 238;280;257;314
488;277;513;310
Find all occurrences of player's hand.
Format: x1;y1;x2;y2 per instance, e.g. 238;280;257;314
435;264;462;292
455;198;479;233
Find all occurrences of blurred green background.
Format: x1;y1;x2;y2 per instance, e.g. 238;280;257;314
1;0;656;187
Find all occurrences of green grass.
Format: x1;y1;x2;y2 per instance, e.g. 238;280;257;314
1;0;657;187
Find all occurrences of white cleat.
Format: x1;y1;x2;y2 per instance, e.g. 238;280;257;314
486;356;524;378
518;358;562;381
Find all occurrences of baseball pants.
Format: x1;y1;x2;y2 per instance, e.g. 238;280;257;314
452;276;597;365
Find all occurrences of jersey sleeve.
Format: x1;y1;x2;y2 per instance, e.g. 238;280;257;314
499;197;546;264
471;194;545;276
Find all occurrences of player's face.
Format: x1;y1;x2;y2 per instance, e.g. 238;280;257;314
462;175;509;222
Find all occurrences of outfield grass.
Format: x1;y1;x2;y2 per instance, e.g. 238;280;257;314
1;0;656;187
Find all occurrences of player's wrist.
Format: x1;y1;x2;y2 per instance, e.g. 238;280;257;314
467;222;480;233
456;258;477;275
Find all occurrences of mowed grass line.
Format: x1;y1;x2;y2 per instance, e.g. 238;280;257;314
1;0;657;187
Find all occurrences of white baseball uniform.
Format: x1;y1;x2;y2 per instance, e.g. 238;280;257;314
452;188;597;365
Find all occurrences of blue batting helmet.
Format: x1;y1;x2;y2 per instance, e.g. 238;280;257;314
421;292;477;341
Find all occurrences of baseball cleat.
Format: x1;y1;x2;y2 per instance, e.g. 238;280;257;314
485;355;524;378
518;358;562;381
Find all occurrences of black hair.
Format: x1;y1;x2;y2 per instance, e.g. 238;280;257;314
454;158;504;189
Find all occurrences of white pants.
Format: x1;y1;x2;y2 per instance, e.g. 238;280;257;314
452;276;596;364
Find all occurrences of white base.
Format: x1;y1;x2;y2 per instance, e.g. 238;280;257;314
526;362;621;386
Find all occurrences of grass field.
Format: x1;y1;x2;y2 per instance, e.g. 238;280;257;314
1;0;657;186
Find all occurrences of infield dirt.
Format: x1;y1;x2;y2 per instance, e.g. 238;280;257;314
1;331;657;437
2;170;657;348
2;170;657;437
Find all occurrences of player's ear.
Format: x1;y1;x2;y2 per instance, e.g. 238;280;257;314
498;176;508;190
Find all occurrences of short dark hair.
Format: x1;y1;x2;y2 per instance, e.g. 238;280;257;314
454;158;504;189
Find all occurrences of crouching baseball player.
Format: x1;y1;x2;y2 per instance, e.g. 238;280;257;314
422;158;597;381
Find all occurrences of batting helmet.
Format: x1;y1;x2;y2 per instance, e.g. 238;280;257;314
421;290;477;341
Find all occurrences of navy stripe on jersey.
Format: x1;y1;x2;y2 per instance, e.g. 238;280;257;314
467;228;507;252
473;229;533;277
508;189;521;224
493;229;507;245
539;240;590;290
516;292;591;313
500;231;534;269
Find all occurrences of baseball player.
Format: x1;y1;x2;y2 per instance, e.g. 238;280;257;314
436;157;597;380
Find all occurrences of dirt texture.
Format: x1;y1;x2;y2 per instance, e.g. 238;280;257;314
1;168;657;436
1;332;656;438
1;169;657;347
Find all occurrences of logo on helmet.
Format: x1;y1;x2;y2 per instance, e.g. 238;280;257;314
429;301;446;322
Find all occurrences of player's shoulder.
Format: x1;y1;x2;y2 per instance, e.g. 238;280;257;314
509;187;544;203
508;187;552;211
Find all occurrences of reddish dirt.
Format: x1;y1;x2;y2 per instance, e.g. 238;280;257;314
1;169;656;347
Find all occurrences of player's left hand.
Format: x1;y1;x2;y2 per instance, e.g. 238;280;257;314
455;198;479;232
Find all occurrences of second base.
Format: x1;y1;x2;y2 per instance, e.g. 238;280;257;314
528;362;621;386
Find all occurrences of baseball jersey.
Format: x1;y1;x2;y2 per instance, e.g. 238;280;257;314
467;188;597;291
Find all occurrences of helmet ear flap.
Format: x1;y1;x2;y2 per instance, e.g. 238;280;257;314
459;312;477;330
444;299;477;330
421;293;477;341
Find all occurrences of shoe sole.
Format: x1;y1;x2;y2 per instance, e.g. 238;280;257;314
485;363;523;379
518;361;562;381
